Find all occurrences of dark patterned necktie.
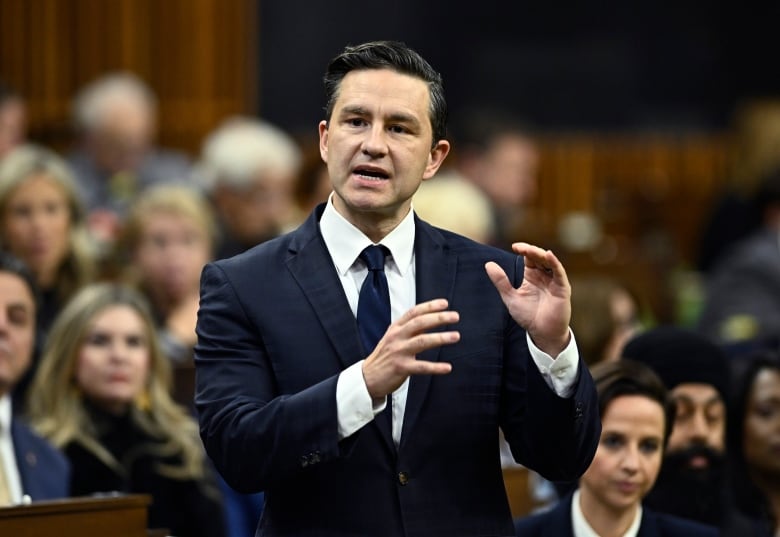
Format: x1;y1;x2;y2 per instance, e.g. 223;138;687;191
357;245;391;353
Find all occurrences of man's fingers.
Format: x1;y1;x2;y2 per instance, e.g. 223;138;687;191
398;298;450;323
402;359;452;376
485;261;513;295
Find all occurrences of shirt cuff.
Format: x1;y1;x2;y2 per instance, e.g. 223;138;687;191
526;328;579;398
336;360;387;440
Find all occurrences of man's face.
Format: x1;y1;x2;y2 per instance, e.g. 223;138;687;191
479;134;539;209
0;97;27;158
89;101;153;174
667;383;726;465
0;271;36;396
214;169;295;246
319;68;449;237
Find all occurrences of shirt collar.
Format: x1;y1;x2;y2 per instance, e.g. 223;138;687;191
571;489;642;537
0;395;11;433
320;193;415;276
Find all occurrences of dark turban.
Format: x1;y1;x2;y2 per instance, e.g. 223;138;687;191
622;326;730;400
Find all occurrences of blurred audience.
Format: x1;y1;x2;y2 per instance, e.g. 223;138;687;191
115;184;216;366
622;326;755;535
412;170;496;244
570;275;643;367
27;283;226;536
0;81;27;160
196;117;301;260
293;135;332;216
67;73;192;250
0;144;97;406
452;107;540;249
0;252;70;505
116;185;267;536
697;99;780;273
697;167;780;344
514;360;716;536
728;349;780;536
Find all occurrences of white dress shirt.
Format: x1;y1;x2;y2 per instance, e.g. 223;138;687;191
571;489;642;537
320;196;580;447
0;395;24;504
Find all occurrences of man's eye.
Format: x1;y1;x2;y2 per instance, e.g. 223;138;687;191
347;118;365;127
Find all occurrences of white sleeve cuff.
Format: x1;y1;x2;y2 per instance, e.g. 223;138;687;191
526;329;580;398
336;360;388;439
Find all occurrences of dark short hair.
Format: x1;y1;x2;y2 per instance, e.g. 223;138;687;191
591;359;675;444
0;250;38;309
323;40;447;145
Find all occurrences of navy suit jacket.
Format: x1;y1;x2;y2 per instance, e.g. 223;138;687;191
195;206;600;537
12;419;70;501
514;492;719;537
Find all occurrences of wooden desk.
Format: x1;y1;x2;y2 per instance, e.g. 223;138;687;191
0;494;152;537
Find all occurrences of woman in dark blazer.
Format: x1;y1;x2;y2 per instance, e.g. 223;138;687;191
515;360;718;537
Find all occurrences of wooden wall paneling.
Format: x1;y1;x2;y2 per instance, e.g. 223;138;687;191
0;0;257;154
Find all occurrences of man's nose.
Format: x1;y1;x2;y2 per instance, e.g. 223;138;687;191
688;410;710;440
361;125;388;157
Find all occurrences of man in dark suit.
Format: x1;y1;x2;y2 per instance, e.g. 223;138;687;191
0;252;69;504
195;41;600;537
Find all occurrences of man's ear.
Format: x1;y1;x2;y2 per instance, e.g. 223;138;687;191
422;139;451;180
318;120;329;163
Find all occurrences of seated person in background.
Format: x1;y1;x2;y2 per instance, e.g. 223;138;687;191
622;326;755;536
27;284;226;537
0;251;69;505
0;144;97;408
195;116;301;259
116;188;266;536
514;359;717;536
0;81;27;160
412;169;496;245
570;275;642;367
697;167;780;345
67;72;192;251
728;349;780;536
115;184;216;365
451;107;541;249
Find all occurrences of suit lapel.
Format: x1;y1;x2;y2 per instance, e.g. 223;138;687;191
542;493;576;536
636;508;659;537
399;219;457;449
286;208;365;371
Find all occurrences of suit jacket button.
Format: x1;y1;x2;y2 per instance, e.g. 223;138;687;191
300;455;309;468
398;471;409;485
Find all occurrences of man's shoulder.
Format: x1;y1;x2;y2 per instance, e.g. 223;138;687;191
210;217;317;274
11;418;69;468
417;218;515;261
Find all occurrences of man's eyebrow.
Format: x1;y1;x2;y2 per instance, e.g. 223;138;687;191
672;393;724;406
339;105;368;117
338;106;421;128
386;112;420;128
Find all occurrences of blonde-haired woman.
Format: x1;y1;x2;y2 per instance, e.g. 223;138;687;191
115;183;216;365
27;283;225;537
0;143;97;407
